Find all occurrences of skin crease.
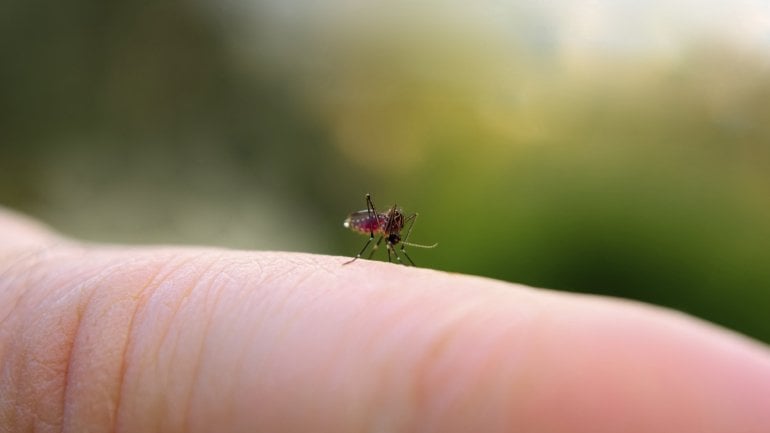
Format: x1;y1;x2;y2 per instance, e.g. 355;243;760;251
0;208;769;432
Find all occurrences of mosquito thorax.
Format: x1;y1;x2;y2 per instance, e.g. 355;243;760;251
384;210;404;232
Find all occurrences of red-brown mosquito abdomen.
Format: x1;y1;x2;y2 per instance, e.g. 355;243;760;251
343;212;387;235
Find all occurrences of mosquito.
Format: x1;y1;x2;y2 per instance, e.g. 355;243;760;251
343;193;437;265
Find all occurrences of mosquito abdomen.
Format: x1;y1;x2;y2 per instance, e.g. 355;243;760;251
344;211;386;234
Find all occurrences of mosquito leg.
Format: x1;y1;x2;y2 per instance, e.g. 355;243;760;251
345;194;381;265
344;233;374;265
367;236;384;259
377;202;396;235
387;244;392;263
365;193;377;235
365;193;377;214
398;212;418;266
391;243;410;265
399;248;416;266
402;213;418;244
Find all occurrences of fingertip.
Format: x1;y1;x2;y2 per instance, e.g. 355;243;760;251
509;294;770;433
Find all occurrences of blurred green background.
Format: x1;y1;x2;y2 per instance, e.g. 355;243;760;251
2;1;769;342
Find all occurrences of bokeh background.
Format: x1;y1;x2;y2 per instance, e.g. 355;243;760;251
2;0;769;342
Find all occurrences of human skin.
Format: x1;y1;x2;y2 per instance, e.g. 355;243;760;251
0;208;769;433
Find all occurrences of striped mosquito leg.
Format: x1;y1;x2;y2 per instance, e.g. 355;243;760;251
365;193;377;236
402;213;418;244
399;213;418;266
344;233;374;265
391;244;411;265
399;248;415;266
345;193;378;265
367;236;384;259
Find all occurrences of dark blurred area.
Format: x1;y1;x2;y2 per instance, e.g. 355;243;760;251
2;0;769;342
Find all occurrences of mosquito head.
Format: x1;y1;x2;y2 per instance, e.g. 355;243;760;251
387;233;401;245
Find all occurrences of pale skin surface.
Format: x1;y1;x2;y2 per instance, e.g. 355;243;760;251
1;207;769;433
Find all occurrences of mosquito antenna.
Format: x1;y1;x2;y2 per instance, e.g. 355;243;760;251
401;241;438;249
